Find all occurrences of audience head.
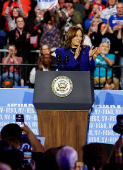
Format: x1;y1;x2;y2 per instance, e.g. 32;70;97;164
92;4;100;16
40;44;51;56
59;0;65;9
91;17;102;28
64;0;74;10
64;26;84;49
95;0;102;4
56;146;78;170
0;140;23;170
15;16;25;30
38;53;52;70
73;0;79;4
76;23;83;30
43;147;59;170
100;39;110;55
1;123;22;149
43;10;55;24
12;7;20;19
83;143;107;170
98;22;107;33
34;5;45;18
102;80;115;90
42;54;52;68
116;2;123;16
106;0;116;7
8;45;17;56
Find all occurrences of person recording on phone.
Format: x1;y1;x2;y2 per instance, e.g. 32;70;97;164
0;123;45;170
0;123;45;152
55;25;97;71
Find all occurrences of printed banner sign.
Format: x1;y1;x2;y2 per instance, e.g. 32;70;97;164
37;0;58;10
87;90;123;144
0;89;123;145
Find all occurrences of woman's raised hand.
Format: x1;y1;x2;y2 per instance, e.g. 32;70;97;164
74;44;81;60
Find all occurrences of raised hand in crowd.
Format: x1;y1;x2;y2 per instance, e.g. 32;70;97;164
3;45;19;64
115;135;123;164
94;9;101;18
56;3;63;17
15;30;20;39
101;22;114;35
113;21;122;31
89;46;98;61
87;26;97;37
66;8;73;17
56;3;60;12
95;46;101;55
107;22;113;34
21;124;45;153
95;43;114;66
29;160;36;170
35;6;45;21
26;32;31;40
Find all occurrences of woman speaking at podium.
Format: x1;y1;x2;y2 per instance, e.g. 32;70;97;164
55;26;97;71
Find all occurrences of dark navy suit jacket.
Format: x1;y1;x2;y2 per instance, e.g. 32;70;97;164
55;46;95;71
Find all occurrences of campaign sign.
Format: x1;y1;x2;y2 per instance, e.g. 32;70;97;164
21;135;45;151
0;89;123;145
87;90;123;144
37;0;58;10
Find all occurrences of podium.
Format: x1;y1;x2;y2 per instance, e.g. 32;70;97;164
33;71;94;161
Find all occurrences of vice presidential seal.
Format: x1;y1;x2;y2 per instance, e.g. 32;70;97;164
52;76;73;97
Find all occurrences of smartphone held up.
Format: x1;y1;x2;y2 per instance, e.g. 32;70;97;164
16;114;24;127
23;150;32;165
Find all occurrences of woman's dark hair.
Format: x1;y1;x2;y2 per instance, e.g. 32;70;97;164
43;10;55;24
64;26;86;50
83;143;107;170
44;11;51;23
97;22;106;32
43;147;59;170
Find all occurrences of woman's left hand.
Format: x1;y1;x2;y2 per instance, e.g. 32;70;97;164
89;46;98;60
74;44;81;60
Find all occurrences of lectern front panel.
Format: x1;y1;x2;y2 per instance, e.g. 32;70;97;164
33;71;94;110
